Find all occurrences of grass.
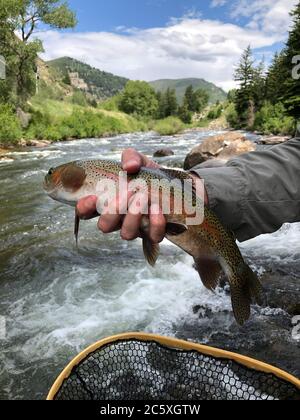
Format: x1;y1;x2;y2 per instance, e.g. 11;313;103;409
25;99;148;141
152;116;185;136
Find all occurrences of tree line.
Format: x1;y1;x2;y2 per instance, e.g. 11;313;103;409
228;1;300;135
118;81;209;123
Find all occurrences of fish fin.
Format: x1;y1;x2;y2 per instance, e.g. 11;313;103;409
142;236;160;267
74;209;80;247
166;222;188;236
245;264;263;306
194;257;222;291
228;263;262;326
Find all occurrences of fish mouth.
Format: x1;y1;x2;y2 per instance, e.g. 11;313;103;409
45;189;77;207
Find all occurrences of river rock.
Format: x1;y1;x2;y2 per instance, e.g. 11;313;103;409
217;139;256;160
258;136;291;145
153;149;175;157
261;273;300;316
184;132;255;170
26;140;51;148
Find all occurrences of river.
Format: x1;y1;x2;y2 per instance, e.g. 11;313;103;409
0;131;299;400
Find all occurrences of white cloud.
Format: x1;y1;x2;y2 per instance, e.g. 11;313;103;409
211;0;228;7
230;0;297;36
40;16;283;92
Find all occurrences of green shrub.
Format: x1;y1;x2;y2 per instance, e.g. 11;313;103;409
207;104;223;120
178;105;192;124
70;91;88;107
225;103;239;128
25;105;149;142
153;117;185;136
99;96;121;111
254;102;295;135
0;105;22;144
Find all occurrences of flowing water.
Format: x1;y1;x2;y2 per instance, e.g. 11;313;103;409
0;131;299;400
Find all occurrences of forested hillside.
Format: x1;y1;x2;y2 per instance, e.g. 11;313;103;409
149;78;227;104
48;57;128;100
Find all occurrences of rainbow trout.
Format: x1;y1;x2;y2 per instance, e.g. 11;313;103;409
44;159;262;325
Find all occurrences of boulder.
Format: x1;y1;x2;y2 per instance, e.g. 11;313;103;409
184;131;256;170
217;139;255;160
153;149;175;158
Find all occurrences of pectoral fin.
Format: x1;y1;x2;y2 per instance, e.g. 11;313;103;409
74;209;80;247
194;257;222;291
142;236;160;267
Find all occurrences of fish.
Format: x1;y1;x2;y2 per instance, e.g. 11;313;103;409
44;159;262;325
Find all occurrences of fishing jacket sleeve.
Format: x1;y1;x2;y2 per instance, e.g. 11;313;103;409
191;137;300;242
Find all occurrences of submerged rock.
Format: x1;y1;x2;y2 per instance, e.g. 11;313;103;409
184;131;256;170
153;149;175;157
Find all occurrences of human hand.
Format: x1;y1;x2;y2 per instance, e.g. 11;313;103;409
76;148;166;243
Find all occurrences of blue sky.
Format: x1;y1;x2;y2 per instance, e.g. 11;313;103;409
40;0;297;90
67;0;240;32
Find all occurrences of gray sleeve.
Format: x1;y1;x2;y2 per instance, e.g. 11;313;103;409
192;138;300;242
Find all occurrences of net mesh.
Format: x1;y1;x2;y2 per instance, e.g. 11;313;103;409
53;339;299;401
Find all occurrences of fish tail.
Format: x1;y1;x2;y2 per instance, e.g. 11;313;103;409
228;263;263;326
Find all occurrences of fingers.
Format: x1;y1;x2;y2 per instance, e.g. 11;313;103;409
149;204;166;243
78;150;165;243
97;192;128;233
120;191;148;241
122;148;159;173
76;196;98;220
122;148;144;173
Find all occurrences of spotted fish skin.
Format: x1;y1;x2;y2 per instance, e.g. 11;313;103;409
44;159;262;325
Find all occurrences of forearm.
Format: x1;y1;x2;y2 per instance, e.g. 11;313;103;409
192;138;300;242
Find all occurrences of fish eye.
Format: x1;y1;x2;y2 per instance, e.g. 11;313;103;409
48;168;54;176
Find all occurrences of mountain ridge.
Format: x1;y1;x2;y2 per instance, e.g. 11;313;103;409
47;57;227;104
149;78;227;104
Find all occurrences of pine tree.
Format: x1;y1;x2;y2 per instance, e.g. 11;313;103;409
265;52;287;104
193;89;209;113
252;59;266;110
183;85;208;113
183;85;196;112
282;1;300;121
164;88;178;116
233;46;256;127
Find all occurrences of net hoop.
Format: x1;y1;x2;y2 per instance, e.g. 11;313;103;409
47;332;300;400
